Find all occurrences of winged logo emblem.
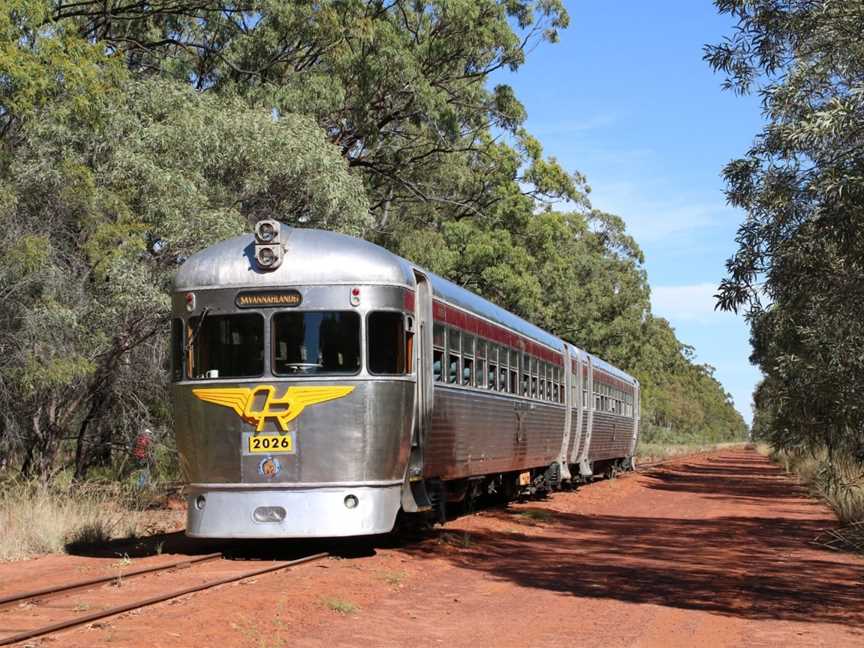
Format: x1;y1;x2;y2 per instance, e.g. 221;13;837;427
192;385;355;431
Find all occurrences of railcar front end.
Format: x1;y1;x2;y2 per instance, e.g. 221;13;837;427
171;225;417;538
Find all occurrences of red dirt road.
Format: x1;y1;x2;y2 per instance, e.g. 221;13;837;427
2;448;863;647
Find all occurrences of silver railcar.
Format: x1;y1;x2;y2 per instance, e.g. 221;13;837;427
171;223;640;538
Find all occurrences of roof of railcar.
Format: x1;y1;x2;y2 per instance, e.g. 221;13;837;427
174;226;635;382
174;227;415;290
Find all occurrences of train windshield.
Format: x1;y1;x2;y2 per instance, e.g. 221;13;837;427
187;313;264;379
273;311;360;375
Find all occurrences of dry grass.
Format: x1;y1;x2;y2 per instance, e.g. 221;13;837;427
770;448;864;525
635;441;746;464
321;596;358;615
0;479;149;561
518;508;554;523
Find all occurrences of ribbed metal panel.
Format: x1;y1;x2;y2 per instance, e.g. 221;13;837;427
424;386;565;480
587;412;634;462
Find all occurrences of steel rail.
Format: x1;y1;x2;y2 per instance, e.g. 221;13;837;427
0;552;329;646
0;552;223;611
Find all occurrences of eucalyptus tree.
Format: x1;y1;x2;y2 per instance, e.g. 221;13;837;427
44;0;571;239
0;79;367;477
706;0;864;455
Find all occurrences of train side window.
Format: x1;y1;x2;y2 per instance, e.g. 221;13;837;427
475;340;486;388
462;334;474;386
499;365;508;392
509;349;518;394
433;323;445;347
487;343;497;391
367;311;406;374
171;318;183;382
189;313;265;379
521;353;530;396
447;327;460;384
433;323;444;382
539;364;545;400
448;354;459;384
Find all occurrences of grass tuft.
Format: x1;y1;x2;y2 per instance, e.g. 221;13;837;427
380;569;407;586
438;531;475;548
322;596;358;615
518;508;553;523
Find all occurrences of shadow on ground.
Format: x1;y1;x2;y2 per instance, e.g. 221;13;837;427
399;450;864;628
65;528;381;562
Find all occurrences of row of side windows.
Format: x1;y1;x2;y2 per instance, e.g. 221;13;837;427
593;380;635;417
432;324;565;404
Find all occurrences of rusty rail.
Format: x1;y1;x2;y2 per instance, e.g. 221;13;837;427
0;552;328;646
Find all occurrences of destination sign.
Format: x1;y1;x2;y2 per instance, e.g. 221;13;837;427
235;290;302;308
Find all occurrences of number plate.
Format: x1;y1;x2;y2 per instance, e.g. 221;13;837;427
248;434;293;453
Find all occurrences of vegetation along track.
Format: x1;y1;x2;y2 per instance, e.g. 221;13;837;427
0;552;328;646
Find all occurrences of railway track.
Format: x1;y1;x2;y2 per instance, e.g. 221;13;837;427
0;551;328;646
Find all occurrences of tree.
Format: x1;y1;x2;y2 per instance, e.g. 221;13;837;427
0;78;367;477
706;0;864;455
44;0;573;239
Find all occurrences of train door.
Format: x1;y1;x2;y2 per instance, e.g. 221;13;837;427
629;381;641;462
402;270;434;512
556;346;573;481
577;355;595;476
570;353;584;466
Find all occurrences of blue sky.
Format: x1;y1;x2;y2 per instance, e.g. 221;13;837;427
497;1;764;424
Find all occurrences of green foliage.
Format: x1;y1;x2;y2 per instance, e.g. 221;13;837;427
0;74;366;477
0;0;746;482
706;1;864;459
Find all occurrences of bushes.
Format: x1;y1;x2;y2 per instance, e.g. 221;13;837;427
770;448;864;525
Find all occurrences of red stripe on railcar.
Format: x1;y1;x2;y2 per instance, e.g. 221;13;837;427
432;299;563;366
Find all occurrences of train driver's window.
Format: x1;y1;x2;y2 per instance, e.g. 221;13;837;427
367;311;406;374
433;323;444;382
273;311;360;375
475;339;486;388
447;328;460;384
188;313;264;379
462;334;475;386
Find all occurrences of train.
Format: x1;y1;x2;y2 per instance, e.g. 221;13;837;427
171;221;640;538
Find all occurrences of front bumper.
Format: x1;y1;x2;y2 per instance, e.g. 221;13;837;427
185;483;402;539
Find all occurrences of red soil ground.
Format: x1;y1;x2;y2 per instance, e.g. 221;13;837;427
1;448;862;647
